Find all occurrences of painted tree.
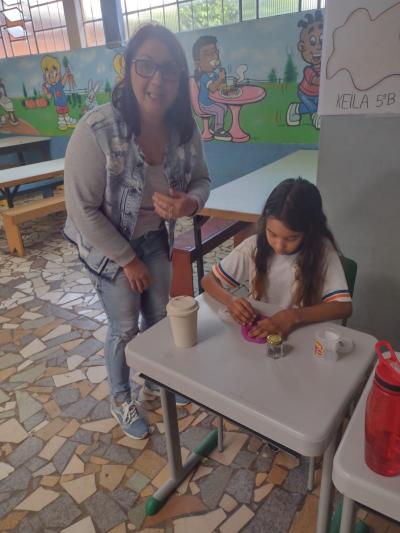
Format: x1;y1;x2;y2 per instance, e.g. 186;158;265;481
267;68;278;83
283;53;298;83
22;83;28;98
104;79;112;94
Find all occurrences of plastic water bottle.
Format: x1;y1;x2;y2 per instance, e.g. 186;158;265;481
365;340;400;476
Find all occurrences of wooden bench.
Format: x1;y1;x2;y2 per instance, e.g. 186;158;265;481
2;194;65;256
171;217;253;297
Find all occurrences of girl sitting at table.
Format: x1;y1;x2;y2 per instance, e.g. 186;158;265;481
201;177;352;338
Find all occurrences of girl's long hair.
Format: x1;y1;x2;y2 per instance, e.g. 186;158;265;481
112;23;195;145
252;177;338;306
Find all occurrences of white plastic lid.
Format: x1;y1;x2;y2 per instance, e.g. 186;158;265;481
166;296;199;317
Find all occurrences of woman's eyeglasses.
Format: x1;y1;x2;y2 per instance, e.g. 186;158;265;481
131;59;182;81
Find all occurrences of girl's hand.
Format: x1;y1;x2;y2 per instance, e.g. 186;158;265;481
123;257;151;293
153;189;198;220
227;297;257;326
249;309;298;339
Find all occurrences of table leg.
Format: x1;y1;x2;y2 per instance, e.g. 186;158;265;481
16;150;25;165
218;415;224;452
193;215;204;294
339;497;356;533
41;140;51;161
307;457;315;491
1;186;17;208
145;386;218;516
228;105;250;143
316;433;336;533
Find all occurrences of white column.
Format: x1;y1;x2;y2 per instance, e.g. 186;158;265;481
63;0;86;49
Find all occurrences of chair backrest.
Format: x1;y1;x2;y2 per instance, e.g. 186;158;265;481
340;255;357;297
189;77;210;118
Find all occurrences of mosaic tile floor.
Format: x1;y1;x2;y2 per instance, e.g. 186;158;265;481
0;201;398;533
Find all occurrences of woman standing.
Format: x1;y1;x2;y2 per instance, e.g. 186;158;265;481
64;24;210;439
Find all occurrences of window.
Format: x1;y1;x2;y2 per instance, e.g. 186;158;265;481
0;0;69;58
120;0;324;37
0;0;324;58
79;0;105;47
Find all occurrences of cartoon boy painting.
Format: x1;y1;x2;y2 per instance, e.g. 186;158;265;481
287;10;323;130
41;55;76;131
192;35;231;141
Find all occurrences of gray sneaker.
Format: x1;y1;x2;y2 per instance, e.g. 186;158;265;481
312;112;321;130
286;102;301;126
214;129;232;141
110;398;149;439
141;380;190;406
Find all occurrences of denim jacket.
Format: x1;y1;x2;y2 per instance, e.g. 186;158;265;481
64;103;210;279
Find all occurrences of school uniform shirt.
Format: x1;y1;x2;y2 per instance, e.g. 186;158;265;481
212;235;351;308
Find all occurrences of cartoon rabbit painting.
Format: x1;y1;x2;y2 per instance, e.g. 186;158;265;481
0;79;18;126
82;79;100;115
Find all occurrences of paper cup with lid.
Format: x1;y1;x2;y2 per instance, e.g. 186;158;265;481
166;296;200;348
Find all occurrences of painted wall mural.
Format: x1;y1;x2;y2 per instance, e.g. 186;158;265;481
0;10;321;144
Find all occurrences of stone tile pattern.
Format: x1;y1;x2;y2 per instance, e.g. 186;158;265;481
0;205;387;532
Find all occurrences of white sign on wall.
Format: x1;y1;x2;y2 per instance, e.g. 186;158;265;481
319;1;400;115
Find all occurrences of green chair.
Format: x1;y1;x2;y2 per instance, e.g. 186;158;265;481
340;256;357;298
329;501;370;533
340;255;358;326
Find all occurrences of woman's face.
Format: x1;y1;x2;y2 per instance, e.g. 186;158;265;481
265;216;304;255
130;37;181;121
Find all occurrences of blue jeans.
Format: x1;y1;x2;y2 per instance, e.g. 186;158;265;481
298;89;319;116
88;229;171;402
199;102;227;131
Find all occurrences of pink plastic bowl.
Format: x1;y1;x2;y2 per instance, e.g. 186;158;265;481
240;314;268;344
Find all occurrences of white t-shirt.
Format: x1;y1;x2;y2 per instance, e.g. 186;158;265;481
133;164;170;239
212;235;351;308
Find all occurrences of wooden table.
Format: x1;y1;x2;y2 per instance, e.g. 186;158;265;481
193;149;319;288
0;136;51;164
0;157;64;207
126;294;376;531
333;370;400;532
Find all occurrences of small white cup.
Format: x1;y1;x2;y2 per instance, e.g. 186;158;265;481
314;329;354;361
166;296;199;348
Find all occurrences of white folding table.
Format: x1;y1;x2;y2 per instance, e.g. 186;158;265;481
333;373;400;533
0;157;64;207
0;135;51;163
126;294;376;532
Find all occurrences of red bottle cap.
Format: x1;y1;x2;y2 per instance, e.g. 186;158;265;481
375;340;400;390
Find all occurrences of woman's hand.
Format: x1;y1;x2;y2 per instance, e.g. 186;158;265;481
122;256;151;293
153;188;198;220
249;309;299;339
227;297;257;326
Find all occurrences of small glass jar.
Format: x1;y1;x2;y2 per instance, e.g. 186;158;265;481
266;334;284;359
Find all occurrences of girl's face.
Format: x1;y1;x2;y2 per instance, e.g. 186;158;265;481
265;216;304;255
130;38;181;122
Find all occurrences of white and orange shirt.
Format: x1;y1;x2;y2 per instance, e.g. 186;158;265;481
212;235;351;308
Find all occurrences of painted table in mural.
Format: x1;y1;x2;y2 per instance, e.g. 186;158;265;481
0;136;51;165
126;293;376;533
0;157;64;208
192;150;318;289
210;85;266;142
